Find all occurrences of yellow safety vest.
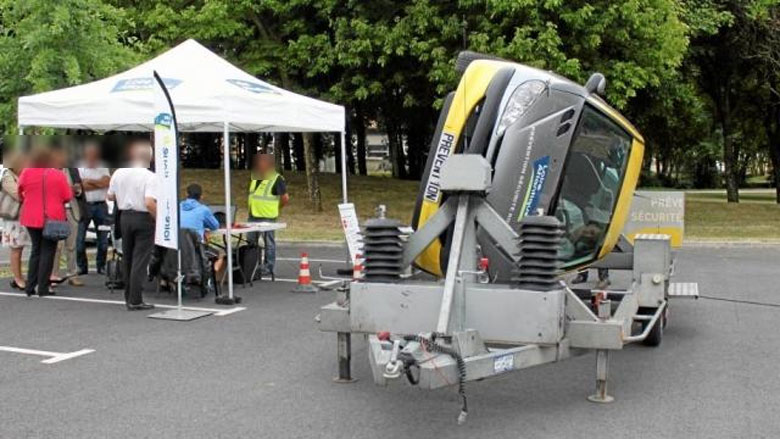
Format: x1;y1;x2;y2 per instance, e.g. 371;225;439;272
248;172;281;219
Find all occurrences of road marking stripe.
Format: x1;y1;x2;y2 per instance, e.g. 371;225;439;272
42;349;96;364
0;292;244;317
0;346;95;364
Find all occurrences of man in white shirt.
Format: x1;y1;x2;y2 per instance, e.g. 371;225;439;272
76;142;111;275
107;139;158;311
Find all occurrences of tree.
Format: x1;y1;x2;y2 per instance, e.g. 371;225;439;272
302;132;323;212
748;3;780;202
688;0;780;202
0;0;136;132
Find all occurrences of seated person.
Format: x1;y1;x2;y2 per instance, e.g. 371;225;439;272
180;184;226;283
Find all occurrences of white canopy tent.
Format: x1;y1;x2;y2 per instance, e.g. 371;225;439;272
18;39;349;302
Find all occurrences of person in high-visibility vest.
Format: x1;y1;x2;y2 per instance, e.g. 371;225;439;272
248;154;289;276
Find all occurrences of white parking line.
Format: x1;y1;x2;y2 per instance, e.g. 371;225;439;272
0;346;95;364
0;292;245;317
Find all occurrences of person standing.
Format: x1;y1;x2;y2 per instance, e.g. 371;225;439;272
247;154;289;276
77;143;111;275
17;147;73;297
51;166;86;287
107;140;157;311
1;152;30;290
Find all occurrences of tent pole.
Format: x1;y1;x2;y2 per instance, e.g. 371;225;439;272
224;122;235;301
340;130;348;203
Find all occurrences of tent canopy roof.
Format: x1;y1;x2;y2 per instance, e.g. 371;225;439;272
18;39;344;133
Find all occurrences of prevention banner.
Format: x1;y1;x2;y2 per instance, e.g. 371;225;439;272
623;191;685;247
153;70;179;250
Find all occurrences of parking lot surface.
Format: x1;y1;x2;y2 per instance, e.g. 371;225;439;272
1;245;779;438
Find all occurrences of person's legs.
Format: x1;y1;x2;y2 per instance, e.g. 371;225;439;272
51;241;63;280
64;209;80;280
76;211;90;274
127;215;154;305
263;230;276;273
25;228;42;296
246;214;260;247
93;203;109;273
10;246;25;287
37;236;58;296
120;215;135;305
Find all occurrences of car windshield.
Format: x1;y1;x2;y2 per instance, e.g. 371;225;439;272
555;105;632;268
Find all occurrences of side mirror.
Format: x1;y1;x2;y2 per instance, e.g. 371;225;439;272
585;73;607;96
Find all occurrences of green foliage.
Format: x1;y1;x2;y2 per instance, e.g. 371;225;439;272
3;0;779;196
0;0;137;132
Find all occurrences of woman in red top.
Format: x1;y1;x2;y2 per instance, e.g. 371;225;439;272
18;147;73;297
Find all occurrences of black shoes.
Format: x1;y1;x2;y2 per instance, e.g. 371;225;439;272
126;302;155;311
37;291;56;297
10;280;25;291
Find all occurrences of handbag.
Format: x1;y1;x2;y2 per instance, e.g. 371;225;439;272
41;169;71;241
0;169;21;220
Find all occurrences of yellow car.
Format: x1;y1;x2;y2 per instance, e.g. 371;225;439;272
411;52;644;280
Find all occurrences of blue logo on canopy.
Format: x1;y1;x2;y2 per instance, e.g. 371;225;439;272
154;113;173;129
112;77;182;93
226;79;278;94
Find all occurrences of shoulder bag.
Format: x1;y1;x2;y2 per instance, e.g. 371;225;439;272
0;169;21;220
41;169;71;241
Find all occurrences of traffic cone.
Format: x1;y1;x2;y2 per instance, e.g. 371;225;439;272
292;252;318;293
353;253;364;281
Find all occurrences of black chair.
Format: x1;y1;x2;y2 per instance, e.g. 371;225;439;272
156;229;219;299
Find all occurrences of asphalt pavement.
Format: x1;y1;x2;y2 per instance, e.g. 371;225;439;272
0;244;779;438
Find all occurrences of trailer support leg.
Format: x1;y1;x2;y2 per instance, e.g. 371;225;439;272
334;332;357;383
588;349;614;403
334;282;357;383
588;297;614;403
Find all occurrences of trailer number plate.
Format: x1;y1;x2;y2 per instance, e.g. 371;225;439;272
493;354;514;374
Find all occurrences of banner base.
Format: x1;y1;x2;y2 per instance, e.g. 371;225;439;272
148;308;213;321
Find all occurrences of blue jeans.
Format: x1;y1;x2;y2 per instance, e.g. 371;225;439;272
248;216;276;273
76;202;109;273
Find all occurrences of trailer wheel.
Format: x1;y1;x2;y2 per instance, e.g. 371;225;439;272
642;312;664;347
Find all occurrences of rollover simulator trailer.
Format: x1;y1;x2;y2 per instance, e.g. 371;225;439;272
317;52;698;422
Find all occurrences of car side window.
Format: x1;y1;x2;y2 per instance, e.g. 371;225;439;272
555;105;632;268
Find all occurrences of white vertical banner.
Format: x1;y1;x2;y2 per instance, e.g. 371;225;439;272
153;70;179;250
338;203;363;262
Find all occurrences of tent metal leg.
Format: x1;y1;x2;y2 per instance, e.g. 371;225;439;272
340;131;348;203
216;121;241;305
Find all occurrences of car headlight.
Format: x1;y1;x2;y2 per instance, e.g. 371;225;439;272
496;80;546;136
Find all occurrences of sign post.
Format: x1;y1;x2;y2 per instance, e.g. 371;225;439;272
338;203;363;264
148;70;212;321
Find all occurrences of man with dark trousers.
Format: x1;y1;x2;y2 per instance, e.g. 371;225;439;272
77;142;111;275
107;140;158;311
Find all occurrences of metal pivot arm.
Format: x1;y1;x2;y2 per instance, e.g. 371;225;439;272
436;194;471;334
401;197;458;268
473;199;519;262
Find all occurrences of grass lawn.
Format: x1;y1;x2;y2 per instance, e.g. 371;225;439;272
185;170;780;242
685;190;780;241
183;169;418;241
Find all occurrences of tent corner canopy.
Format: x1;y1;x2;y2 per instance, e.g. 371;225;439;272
17;38;346;134
16;38;351;300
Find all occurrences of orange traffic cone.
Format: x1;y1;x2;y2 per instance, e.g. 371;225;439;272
353;253;364;281
292;252;318;293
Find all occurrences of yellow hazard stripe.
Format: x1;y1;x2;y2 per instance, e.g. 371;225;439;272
598;137;645;258
414;60;506;277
